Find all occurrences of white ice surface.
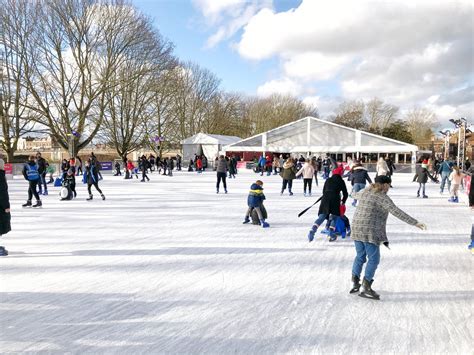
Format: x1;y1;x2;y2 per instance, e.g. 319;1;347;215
0;169;472;354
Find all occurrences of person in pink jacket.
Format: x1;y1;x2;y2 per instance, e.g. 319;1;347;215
448;165;466;203
296;159;316;196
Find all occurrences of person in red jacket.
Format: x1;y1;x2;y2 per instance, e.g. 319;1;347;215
265;156;272;176
126;160;138;179
196;157;203;174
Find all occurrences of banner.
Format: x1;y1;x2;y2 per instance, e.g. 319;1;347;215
4;163;13;175
465;176;471;196
99;161;113;171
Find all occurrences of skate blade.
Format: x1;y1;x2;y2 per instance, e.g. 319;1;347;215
349;288;360;294
358;293;380;300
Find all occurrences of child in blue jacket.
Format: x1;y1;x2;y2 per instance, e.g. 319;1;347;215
243;180;270;228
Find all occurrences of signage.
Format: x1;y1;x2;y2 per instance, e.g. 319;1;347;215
99;161;113;171
4;163;13;175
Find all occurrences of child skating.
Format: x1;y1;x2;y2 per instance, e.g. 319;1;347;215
243;180;269;228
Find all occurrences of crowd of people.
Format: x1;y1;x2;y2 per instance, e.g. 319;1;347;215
0;150;472;300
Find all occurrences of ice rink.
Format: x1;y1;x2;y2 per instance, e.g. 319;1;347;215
0;168;472;354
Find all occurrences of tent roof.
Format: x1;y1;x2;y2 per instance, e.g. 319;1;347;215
223;116;418;153
181;133;242;145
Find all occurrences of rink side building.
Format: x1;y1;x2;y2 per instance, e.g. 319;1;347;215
181;133;242;164
222;116;419;164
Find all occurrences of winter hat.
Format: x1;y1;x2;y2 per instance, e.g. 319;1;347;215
332;166;344;176
375;175;392;185
0;159;4;170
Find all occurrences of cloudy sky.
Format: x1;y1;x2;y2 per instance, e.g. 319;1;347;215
133;0;473;126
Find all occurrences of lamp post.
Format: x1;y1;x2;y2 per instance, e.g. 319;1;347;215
438;130;450;160
449;118;469;169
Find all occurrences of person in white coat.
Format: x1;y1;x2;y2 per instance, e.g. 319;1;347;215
376;157;389;177
296;159;316;196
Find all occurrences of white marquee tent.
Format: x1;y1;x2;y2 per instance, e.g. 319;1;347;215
222;117;419;163
181;133;242;164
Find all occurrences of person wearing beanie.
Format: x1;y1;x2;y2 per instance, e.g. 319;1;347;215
22;155;42;208
243;180;269;228
0;159;11;256
307;165;348;242
349;175;426;300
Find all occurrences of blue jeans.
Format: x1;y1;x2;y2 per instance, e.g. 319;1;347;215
440;172;451;192
352;183;365;203
313;213;336;230
352;241;380;281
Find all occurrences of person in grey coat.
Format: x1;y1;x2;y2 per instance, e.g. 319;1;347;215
349;175;426;300
0;159;11;256
216;155;228;193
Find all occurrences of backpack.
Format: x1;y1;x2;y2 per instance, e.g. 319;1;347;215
25;164;40;181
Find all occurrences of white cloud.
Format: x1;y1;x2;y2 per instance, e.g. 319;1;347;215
256;77;303;97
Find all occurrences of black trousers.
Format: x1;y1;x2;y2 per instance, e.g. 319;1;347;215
28;180;40;201
303;178;313;193
216;172;227;190
281;179;293;192
87;182;103;195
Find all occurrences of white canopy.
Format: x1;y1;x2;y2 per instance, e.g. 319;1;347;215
181;133;242;164
222;117;418;155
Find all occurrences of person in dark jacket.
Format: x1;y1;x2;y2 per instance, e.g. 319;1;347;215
176;154;182;171
228;156;237;178
413;163;436;198
308;166;348;242
61;168;77;200
168;157;174;176
216;155;228;193
350;163;372;206
22;155;42;208
84;159;105;201
140;156;150;182
61;159;70;180
0;159;11;256
280;158;297;195
36;152;48;195
243;180;269;228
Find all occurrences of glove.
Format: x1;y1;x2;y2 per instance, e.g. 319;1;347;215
416;222;427;230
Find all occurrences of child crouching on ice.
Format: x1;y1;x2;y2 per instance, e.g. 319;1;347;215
243;180;270;228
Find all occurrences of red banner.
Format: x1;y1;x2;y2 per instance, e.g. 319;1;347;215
465;175;471;195
4;163;13;175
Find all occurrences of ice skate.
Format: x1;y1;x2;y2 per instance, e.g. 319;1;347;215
349;275;361;294
22;200;32;208
101;194;106;200
243;216;250;224
32;200;42;208
260;219;270;228
359;278;380;300
87;194;93;201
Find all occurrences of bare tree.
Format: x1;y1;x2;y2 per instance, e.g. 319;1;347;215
404;107;438;145
330;100;367;130
20;0;156;156
366;98;399;134
0;0;42;162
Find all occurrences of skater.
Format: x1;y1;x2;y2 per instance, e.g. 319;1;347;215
202;156;208;171
140;156;150;182
307;166;348;242
84;159;105;201
176;154;182;171
438;157;453;194
188;159;194;172
228;156;237;178
36;152;48;195
467;165;474;209
114;161;122;176
349;175;426;300
149;154;155;172
75;156;83;175
349;161;372;206
242;180;269;228
322;156;331;179
296;159;315;196
272;156;280;175
168;157;174;176
311;156;319;187
265;155;272;176
258;155;266;176
280;158;297;196
61;159;70;180
46;164;55;184
376;157;389;177
196;156;203;173
60;169;76;200
413;163;436;198
22;155;42;208
126;159;138;179
448;166;465;203
0;158;11;256
216;155;228;193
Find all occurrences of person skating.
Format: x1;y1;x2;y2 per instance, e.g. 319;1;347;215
84;159;105;201
196;156;203;173
114;161;122;176
176;154;182;171
307;166;348;242
140;156;150;182
216;155;228;193
258;155;266;176
448;165;465;203
0;159;11;256
349;162;372;206
296;159;315;196
21;155;42;208
243;180;269;228
60;169;77;200
60;159;70;180
228;156;237;178
280;158;297;196
376;157;389;177
36;152;48;195
438;158;453;194
168;157;174;176
413;162;436;198
75;156;83;176
349;175;426;300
